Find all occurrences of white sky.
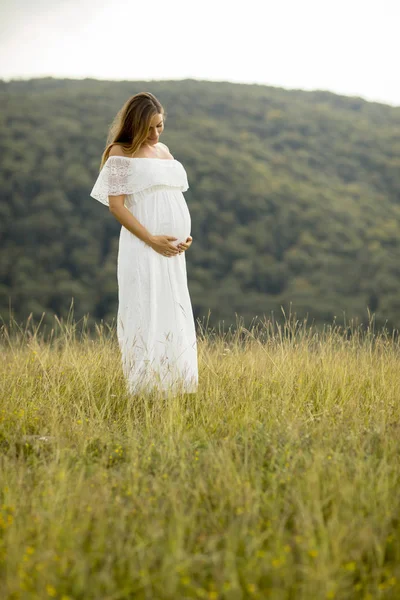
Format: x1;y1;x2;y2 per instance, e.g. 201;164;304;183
1;0;399;106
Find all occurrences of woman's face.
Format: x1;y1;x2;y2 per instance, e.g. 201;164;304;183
146;113;164;145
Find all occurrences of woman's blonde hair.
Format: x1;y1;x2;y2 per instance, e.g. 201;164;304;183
99;92;166;169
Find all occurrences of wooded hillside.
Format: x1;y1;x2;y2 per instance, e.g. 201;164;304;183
1;77;399;331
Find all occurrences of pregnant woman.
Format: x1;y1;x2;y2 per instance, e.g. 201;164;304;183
90;92;198;396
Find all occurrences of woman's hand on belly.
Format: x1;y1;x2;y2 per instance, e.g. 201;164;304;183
177;236;193;253
148;234;180;257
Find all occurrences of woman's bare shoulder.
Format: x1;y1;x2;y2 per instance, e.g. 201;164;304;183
107;142;173;159
108;144;128;157
157;142;174;159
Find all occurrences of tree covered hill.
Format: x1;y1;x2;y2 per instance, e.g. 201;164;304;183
1;77;399;331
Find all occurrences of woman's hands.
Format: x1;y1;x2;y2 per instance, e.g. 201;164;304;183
148;235;180;257
177;236;193;253
148;235;193;257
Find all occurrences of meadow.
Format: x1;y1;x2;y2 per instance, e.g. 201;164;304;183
1;309;400;600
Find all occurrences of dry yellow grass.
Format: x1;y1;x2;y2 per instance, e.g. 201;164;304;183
0;309;400;599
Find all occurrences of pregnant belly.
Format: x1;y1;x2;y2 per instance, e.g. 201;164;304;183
133;189;191;246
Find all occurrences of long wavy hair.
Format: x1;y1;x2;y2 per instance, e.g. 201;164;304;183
99;92;166;170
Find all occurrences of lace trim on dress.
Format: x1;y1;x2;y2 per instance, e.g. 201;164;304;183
89;156;189;206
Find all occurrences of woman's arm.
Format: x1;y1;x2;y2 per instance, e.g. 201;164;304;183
108;196;152;244
106;145;152;243
109;196;179;256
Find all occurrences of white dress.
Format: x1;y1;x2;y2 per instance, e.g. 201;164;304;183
90;156;198;396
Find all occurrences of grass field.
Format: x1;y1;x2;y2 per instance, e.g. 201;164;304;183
1;309;400;600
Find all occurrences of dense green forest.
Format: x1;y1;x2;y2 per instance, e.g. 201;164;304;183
0;77;399;331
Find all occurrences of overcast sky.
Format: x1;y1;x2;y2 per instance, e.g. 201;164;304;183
1;0;399;106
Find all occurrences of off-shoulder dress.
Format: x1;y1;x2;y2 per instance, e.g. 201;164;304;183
90;155;198;395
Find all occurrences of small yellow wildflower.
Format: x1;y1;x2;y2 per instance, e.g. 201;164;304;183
272;557;284;568
294;535;303;543
46;584;57;597
378;583;387;591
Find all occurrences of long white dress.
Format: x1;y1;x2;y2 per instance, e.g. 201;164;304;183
90;156;198;396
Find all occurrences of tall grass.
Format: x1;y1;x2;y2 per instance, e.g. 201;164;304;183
1;307;400;599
